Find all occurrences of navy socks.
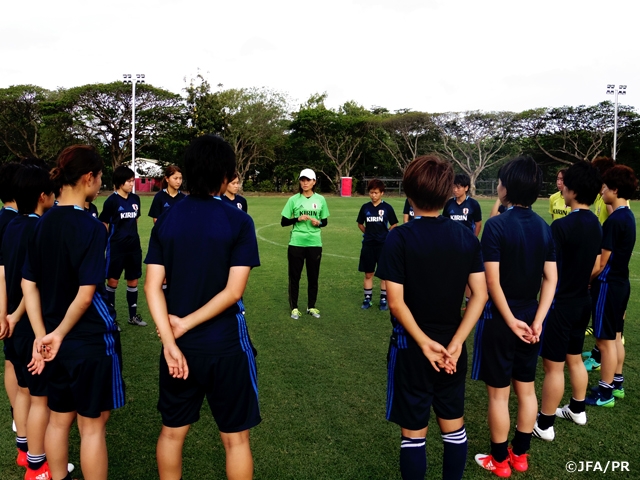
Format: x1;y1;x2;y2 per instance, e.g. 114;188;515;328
400;436;426;480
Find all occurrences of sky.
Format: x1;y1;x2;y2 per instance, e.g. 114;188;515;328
2;0;638;115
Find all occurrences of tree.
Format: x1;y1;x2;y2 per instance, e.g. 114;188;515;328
433;111;519;195
0;85;50;159
289;96;373;189
62;82;185;170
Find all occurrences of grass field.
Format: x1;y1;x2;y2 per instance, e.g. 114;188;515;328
1;194;638;479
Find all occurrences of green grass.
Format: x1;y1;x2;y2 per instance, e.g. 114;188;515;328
1;194;638;479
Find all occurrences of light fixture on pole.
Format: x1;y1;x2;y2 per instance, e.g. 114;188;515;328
123;73;146;192
606;84;627;161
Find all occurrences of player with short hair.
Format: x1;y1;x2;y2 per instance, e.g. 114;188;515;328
377;155;488;480
281;168;329;320
22;144;124;480
586;165;637;408
473;156;557;477
357;178;398;310
99;166;147;326
402;198;414;223
222;171;248;213
148;165;186;223
534;161;603;441
443;173;482;236
145;134;261;480
548;169;571;221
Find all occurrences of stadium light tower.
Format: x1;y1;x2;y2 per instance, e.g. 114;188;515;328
123;73;146;192
606;84;627;161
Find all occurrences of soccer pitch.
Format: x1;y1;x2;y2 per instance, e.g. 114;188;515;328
1;195;638;479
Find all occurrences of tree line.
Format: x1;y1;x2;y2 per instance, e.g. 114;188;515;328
1;76;638;195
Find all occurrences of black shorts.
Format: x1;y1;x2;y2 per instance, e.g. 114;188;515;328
540;297;591;362
106;249;142;281
592;280;629;340
12;335;49;396
158;349;261;433
47;354;125;418
472;300;539;388
358;243;384;273
3;337;18;362
386;340;467;430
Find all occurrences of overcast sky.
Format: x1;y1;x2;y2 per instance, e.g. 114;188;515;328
2;0;638;114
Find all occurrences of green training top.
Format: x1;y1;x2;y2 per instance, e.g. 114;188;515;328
281;192;330;247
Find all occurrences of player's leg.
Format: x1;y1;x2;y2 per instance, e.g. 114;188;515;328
305;246;322;316
510;380;536;472
536;358;564;440
157;425;190;480
125;250;146;326
220;430;253;480
26;394;49;471
487;385;510;460
437;418;467;480
614;332;625;397
595;338;616;399
379;278;388;310
362;272;374;308
5;358;18;430
400;427;428;480
45;411;75;480
287;246;305;315
14;385;30;465
77;411;110;480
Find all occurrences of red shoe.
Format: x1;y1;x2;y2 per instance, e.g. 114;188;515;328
24;461;51;480
17;448;28;467
508;447;529;472
475;453;511;477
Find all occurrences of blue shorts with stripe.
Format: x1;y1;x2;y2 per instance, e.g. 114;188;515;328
386;325;466;430
472;300;539;388
591;280;629;340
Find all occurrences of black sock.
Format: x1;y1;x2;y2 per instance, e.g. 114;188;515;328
16;436;28;452
511;430;532;456
598;381;614;399
569;397;586;414
614;373;624;389
27;452;46;470
400;435;427;480
591;346;601;363
364;289;372;301
490;440;509;463
127;286;138;318
442;426;467;480
106;285;116;307
380;289;387;301
537;412;556;430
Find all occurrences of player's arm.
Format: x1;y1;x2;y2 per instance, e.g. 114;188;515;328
21;279;47;374
489;199;501;218
591;249;610;281
484;261;533;343
358;223;365;234
530;261;558;342
445;271;488;372
386;280;451;372
403;214;409;223
474;221;482;237
145;263;188;379
6;297;26;337
0;266;8;339
171;266;251;335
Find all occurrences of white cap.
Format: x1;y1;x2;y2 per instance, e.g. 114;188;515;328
299;168;316;180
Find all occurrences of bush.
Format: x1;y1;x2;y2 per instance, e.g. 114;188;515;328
258;180;275;192
243;180;255;192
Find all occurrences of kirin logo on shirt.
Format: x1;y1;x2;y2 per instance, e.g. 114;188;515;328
463;208;469;215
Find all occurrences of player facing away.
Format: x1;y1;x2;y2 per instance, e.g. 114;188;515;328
99;166;147;327
533;161;603;441
357;179;398;311
281;168;330;320
377;155;488;480
548;169;571;221
472;156;557;478
586;165;637;408
0;162;22;435
222;171;248;213
442;173;482;236
145;134;261;480
148;165;186;223
22;145;124;480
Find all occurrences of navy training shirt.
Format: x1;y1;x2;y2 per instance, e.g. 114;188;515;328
481;207;556;302
145;196;260;357
443;196;482;232
148;189;187;219
85;202;99;219
357;201;398;245
376;216;484;343
597;206;636;283
222;193;248;213
1;215;39;339
0;206;19;251
22;206;119;358
99;191;141;253
402;199;414;222
551;209;602;300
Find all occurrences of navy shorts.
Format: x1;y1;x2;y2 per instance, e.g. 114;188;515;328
47;353;125;418
358;243;384;273
11;335;49;396
592;280;629;340
540;297;591;362
106;249;142;281
472;300;539;388
158;349;261;433
386;338;467;430
3;337;18;362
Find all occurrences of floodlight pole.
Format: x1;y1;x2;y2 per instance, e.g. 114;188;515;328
606;84;627;161
123;73;146;192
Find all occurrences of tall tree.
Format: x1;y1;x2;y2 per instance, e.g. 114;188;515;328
433;111;518;195
0;85;50;159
